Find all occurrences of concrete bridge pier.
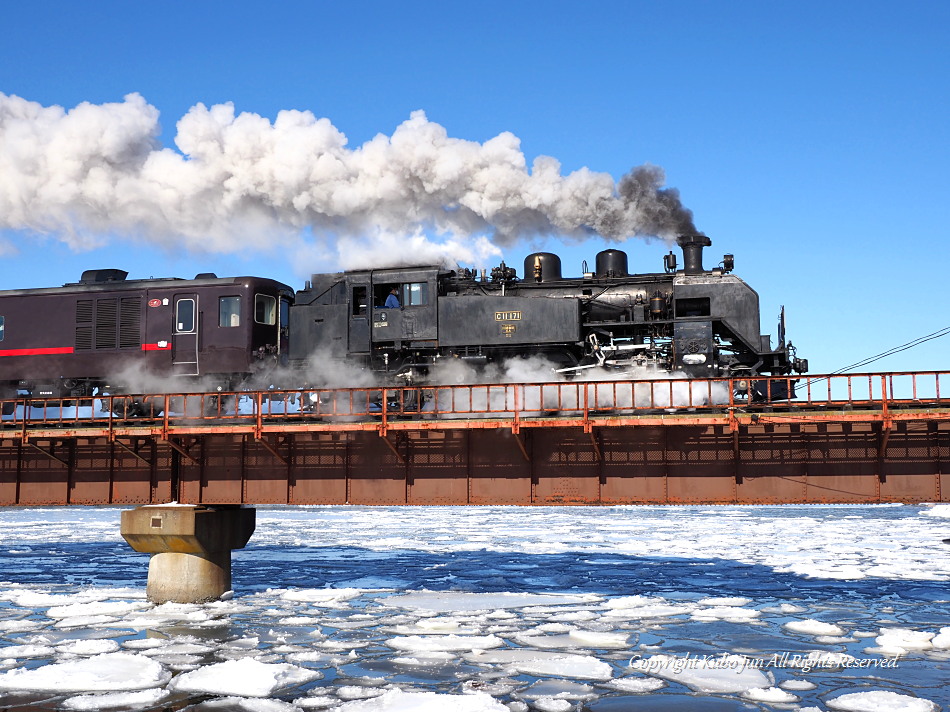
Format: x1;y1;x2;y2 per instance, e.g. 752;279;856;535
120;505;256;604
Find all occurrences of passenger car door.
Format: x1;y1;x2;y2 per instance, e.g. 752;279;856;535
172;294;199;375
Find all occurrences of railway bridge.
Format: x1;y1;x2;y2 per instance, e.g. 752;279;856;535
3;370;947;602
2;370;948;508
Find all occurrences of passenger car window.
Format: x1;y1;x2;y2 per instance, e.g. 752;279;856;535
255;294;276;325
219;296;241;327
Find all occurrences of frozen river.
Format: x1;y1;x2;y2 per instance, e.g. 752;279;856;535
1;504;948;711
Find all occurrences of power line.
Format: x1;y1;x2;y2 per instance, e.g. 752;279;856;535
803;327;950;387
830;327;950;374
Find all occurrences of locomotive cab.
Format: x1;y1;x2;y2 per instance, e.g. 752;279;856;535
368;269;439;356
290;267;442;379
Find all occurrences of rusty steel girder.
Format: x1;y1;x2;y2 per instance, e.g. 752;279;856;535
1;371;948;506
1;415;948;506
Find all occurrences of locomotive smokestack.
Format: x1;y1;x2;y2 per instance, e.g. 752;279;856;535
679;235;712;275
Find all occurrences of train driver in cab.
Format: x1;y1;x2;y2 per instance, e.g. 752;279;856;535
384;286;401;309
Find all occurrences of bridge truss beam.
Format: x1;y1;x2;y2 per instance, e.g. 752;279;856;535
2;410;948;506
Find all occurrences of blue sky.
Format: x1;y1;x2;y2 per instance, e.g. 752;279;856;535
1;1;948;374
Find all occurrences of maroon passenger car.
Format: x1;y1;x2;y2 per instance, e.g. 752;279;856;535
0;270;293;409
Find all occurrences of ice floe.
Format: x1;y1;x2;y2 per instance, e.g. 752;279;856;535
0;643;56;658
56;639;121;655
336;688;510;710
191;698;303;711
281;588;366;604
167;657;322;697
512;629;629;649
922;503;950;518
826;689;940;711
387;591;597;612
385;634;504;651
0;652;170;692
873;627;935;654
630;654;772;693
516;678;596;701
62;688;170;710
740;685;799;702
292;694;339;708
783;619;846;636
607;676;667;693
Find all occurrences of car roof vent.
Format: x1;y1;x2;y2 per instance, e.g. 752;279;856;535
79;269;129;284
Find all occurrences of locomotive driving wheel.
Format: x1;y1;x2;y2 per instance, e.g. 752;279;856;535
544;348;581;373
111;396;163;418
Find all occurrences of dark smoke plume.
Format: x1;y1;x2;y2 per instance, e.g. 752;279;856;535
617;165;698;238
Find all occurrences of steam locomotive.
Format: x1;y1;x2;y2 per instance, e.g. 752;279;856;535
289;235;807;384
0;235;806;412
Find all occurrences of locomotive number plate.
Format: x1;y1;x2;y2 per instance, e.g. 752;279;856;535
494;311;522;321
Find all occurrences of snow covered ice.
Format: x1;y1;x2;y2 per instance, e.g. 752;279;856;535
1;504;948;710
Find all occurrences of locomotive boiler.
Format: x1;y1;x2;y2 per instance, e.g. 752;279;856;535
289;235;807;385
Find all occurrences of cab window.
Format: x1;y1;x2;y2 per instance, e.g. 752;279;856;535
219;296;241;327
280;298;290;330
0;315;4;341
255;294;277;325
352;286;368;316
403;282;428;306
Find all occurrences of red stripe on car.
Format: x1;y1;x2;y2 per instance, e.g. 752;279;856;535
0;346;74;357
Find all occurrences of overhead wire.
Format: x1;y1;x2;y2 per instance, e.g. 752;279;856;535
804;326;950;387
829;326;950;374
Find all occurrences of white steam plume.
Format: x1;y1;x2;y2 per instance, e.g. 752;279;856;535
400;357;729;418
0;93;697;270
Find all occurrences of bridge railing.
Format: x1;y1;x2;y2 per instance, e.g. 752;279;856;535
1;371;948;430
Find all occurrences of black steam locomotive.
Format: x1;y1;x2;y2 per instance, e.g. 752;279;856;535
289;235;807;384
0;235;806;412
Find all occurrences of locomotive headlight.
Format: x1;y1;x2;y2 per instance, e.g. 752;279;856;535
682;354;707;365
